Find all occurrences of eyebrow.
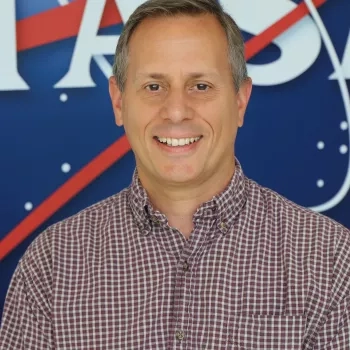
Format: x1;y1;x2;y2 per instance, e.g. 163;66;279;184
133;71;219;82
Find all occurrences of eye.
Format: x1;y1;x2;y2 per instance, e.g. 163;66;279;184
195;83;210;91
146;84;161;92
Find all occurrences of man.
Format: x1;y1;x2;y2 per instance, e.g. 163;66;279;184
1;0;350;348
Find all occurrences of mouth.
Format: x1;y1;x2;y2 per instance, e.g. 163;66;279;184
153;136;203;147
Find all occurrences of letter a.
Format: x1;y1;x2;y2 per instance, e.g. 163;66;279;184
55;0;146;88
55;0;118;88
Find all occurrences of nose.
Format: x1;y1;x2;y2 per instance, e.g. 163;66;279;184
161;88;192;123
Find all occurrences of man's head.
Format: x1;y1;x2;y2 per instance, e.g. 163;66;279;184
113;0;248;92
109;0;252;187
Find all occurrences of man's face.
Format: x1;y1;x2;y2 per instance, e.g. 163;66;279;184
109;14;252;185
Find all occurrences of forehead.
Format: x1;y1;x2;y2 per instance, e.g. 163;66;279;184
127;14;230;75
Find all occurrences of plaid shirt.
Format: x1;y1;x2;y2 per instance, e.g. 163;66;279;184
1;160;350;349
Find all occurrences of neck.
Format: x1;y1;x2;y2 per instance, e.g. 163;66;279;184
137;157;236;239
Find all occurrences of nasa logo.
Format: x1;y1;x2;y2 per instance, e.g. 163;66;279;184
0;0;349;260
1;0;350;89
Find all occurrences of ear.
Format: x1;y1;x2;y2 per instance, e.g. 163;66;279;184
109;76;123;126
236;77;253;128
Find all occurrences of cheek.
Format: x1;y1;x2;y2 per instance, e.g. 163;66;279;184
201;104;235;133
123;104;148;135
220;101;239;127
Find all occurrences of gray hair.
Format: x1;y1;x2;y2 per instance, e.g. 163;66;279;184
112;0;248;92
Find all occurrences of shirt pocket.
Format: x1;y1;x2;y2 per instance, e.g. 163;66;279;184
228;314;305;350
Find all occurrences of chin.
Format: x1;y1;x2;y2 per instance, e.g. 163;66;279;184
156;164;201;184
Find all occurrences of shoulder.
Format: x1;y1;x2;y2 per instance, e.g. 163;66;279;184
244;177;350;278
8;189;132;311
49;188;130;236
245;177;349;238
245;178;350;309
18;188;131;275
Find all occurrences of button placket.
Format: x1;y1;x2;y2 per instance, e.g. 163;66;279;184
174;225;209;348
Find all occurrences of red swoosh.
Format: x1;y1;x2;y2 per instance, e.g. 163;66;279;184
0;0;326;260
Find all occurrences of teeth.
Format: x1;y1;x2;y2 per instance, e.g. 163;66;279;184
156;136;201;146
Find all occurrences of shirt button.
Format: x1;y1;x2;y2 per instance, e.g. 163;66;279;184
175;330;185;341
219;222;228;233
183;261;189;272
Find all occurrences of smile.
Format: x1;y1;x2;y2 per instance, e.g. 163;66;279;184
154;136;202;147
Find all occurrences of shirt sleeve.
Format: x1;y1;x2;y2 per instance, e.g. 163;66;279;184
312;294;350;349
312;227;350;349
0;231;53;350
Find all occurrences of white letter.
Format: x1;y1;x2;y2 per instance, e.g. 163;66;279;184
55;0;117;88
55;0;146;88
220;0;322;86
0;1;29;91
329;31;350;80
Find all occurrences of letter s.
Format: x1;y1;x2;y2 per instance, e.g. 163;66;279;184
220;0;322;86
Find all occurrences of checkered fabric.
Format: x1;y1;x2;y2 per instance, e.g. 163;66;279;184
1;159;350;349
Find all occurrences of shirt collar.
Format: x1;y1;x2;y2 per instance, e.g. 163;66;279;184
128;158;248;235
